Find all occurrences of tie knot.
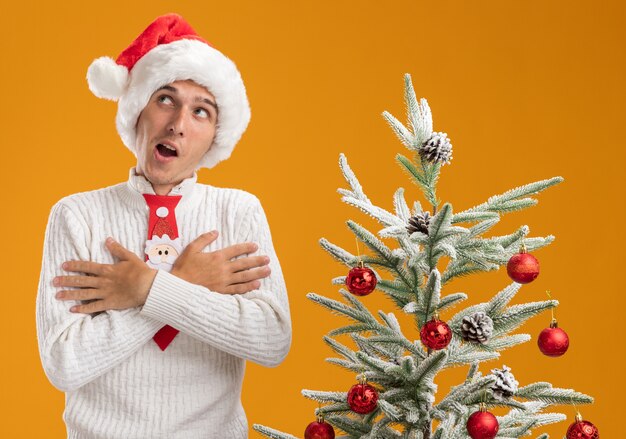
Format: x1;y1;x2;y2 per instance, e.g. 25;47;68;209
143;194;182;240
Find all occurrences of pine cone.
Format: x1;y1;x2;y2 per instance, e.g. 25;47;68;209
419;132;453;165
461;312;493;344
490;365;519;400
407;211;431;235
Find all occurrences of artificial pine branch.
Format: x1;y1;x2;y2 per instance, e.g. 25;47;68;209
323;414;371;436
393;188;412;222
451;211;500;224
323;335;358;362
347;221;399;266
419;157;442;209
376;278;414;309
383;110;414;149
515;383;593;405
342;196;402;227
339;152;371;203
441;262;492;284
403;74;432;147
491;300;559;336
479;334;531;352
498;401;567;431
309;291;424;359
251;425;299;439
301;390;346;404
436;292;468;313
319;237;357;266
419;269;442;325
446;341;500;365
458;177;564;216
396;153;439;208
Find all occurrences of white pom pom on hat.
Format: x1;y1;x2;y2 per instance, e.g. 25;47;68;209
87;57;129;101
86;13;251;170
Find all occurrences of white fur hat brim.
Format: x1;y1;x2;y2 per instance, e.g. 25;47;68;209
96;39;250;170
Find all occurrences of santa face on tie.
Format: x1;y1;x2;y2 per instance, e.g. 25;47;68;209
145;234;183;272
143;203;183;274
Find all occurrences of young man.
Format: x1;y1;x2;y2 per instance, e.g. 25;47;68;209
36;14;291;438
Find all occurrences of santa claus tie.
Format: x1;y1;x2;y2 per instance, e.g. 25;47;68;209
143;194;183;351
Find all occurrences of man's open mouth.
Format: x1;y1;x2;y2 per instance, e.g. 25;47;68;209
156;143;178;158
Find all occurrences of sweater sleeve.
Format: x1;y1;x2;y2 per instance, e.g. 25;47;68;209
139;196;292;367
36;201;164;392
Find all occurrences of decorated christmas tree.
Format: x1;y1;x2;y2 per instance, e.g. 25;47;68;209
253;74;598;439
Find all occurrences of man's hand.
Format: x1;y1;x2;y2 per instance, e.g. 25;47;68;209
54;237;157;314
171;230;271;294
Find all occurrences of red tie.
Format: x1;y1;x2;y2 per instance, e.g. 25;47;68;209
143;194;182;351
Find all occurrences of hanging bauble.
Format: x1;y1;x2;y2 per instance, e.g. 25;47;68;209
466;404;499;439
506;243;540;284
538;318;569;357
304;415;335;439
566;413;599;439
347;375;378;414
346;265;377;296
420;315;452;350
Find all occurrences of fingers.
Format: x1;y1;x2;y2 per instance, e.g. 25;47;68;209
61;260;107;276
224;280;262;295
54;273;102;288
223;265;271;295
56;288;101;301
221;242;258;260
105;237;137;260
230;255;270;272
69;300;108;314
231;266;271;284
186;231;219;253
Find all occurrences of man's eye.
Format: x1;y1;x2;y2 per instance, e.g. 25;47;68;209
194;108;210;119
157;95;173;104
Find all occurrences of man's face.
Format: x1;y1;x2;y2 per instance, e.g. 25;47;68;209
135;79;218;191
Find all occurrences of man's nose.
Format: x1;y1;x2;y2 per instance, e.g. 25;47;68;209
167;109;187;137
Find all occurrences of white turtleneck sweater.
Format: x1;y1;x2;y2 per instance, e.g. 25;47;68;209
36;168;292;439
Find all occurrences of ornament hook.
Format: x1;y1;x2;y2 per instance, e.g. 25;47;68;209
546;290;557;325
570;397;582;421
316;401;324;422
355;237;363;268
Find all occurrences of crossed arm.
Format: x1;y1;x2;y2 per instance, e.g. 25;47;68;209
36;199;292;392
54;232;271;313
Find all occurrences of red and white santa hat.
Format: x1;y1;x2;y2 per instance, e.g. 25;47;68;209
86;13;250;169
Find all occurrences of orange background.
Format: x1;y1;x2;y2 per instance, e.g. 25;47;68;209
1;0;623;437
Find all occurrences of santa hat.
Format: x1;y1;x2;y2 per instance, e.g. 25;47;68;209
86;13;250;169
152;206;176;238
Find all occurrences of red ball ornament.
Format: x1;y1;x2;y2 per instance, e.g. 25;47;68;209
538;319;569;357
566;414;599;439
304;418;335;439
420;316;452;350
347;382;378;414
507;245;540;284
467;406;499;439
346;265;377;296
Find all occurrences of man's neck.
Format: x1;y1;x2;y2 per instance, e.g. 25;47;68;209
152;183;177;196
133;168;189;196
